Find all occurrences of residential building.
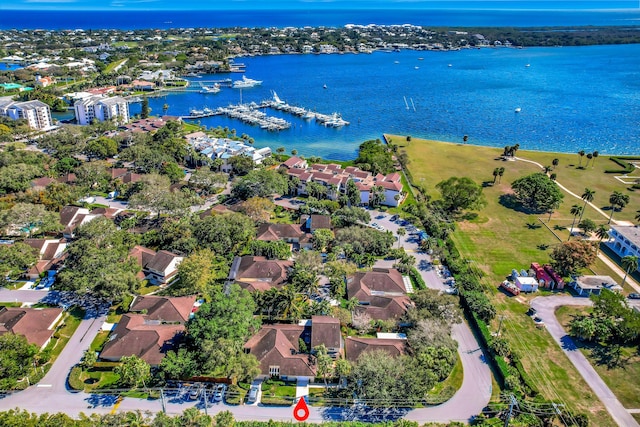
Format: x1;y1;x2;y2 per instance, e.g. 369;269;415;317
186;134;272;172
23;238;67;280
34;75;55;87
281;160;404;207
59;206;102;239
346;268;414;320
0;307;63;349
344;336;406;363
129;295;197;323
310;315;342;357
99;314;185;365
0;100;53;130
608;226;640;273
256;223;312;249
243;324;316;380
74;95;129;125
228;256;293;292
129;245;183;285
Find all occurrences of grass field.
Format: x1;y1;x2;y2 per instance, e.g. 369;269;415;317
395;135;631;426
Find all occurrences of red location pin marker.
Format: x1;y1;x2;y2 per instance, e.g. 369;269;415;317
293;396;309;421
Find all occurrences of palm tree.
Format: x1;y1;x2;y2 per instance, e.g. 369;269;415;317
543;165;552;174
552;158;559;169
345;297;359;314
498;167;505;183
578;150;586;167
276;146;285;155
592;151;599;168
585;153;593;168
291;149;298;156
608;191;630;224
568;204;583;241
492;168;499;184
397;227;406;248
578;188;595;226
595;225;609;254
635;210;640;225
621;255;639;288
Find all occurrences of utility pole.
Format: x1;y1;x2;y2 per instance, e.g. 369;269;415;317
497;315;506;337
504;394;518;427
203;386;208;416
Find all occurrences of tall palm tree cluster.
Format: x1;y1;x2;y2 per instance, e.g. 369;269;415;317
577;150;599;168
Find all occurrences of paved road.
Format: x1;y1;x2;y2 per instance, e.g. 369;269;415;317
0;288;49;304
531;296;639;427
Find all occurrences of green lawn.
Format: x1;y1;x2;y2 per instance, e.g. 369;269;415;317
113;41;138;48
260;379;296;406
105;58;128;73
400;136;620;426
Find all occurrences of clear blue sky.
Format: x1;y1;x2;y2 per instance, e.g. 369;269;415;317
1;0;634;11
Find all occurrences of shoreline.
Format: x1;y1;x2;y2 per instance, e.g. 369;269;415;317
381;134;640;159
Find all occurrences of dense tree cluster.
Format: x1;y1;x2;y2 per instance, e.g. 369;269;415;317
354;139;395;175
510;173;564;213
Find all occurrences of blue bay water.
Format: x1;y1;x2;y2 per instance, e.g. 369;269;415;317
136;45;640;160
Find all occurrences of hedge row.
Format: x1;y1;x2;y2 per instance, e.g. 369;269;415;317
604;156;640;174
409;267;427;290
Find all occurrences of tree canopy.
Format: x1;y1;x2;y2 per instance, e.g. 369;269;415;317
510;173;564;213
435;176;486;212
550;240;597;277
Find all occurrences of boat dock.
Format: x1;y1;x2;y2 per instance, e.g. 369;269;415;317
180;103;291;131
261;92;349;127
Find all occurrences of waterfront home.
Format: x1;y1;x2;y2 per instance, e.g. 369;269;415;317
0;99;53;130
346;268;414;320
0;307;63;349
187;134;272;172
74;95;129;125
608;226;640;274
228;256;293;293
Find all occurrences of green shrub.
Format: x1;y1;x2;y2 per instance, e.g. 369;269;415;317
604;156;640;174
68;366;85;391
409;267;427;290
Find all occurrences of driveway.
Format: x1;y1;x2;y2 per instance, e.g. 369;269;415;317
531;296;639;427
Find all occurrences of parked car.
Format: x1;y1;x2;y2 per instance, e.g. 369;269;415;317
212;384;225;402
390;215;399;221
189;385;202;400
628;293;640;299
247;385;259;404
444;288;458;295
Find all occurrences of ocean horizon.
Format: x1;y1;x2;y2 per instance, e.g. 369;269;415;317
2;6;640;30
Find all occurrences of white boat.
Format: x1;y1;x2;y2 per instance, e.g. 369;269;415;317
190;108;204;116
302;111;316;120
272;90;285;105
525;64;531;67
200;83;221;94
232;75;262;88
515;107;521;113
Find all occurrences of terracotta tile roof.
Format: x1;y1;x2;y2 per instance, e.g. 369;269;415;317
231;256;293;292
377;180;403;191
345;337;405;363
24;238;47;252
311;164;328;172
347;268;412;320
0;307;62;348
109;168;129;179
256;223;305;241
59;206;83;227
100;314;185;366
286;168;306;177
129;295;196;323
56;173;77;184
311;315;341;349
90;207;122;219
244;324;316;377
308;215;332;231
384;173;401;182
283;156;306;168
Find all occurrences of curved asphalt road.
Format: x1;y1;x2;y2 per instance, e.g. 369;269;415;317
531;296;639;427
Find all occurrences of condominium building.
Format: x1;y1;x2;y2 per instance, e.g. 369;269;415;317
0;99;53;130
74;95;129;125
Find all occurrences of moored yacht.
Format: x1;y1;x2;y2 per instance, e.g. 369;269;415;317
232;75;263;88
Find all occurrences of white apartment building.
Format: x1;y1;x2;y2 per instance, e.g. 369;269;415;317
74;95;129;125
0;100;53;130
